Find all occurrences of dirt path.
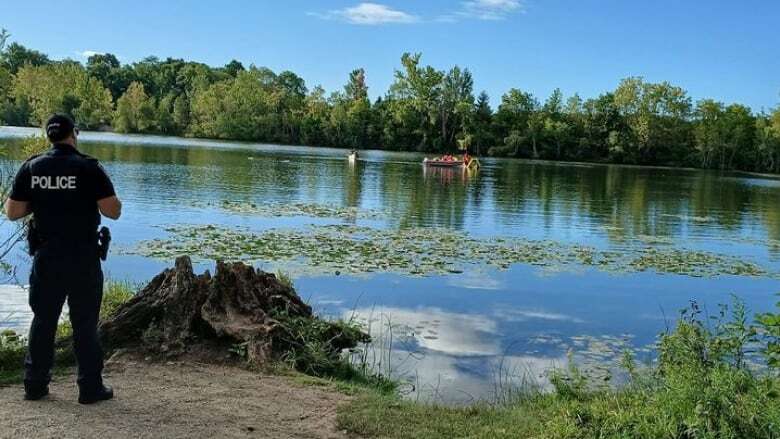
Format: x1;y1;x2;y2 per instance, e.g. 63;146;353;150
0;355;352;439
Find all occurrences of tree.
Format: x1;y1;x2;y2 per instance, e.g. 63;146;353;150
156;93;176;134
613;77;692;164
0;42;50;74
172;94;191;134
755;108;780;173
389;53;444;151
439;66;475;149
494;88;538;156
694;99;726;168
223;60;245;77
114;82;156;133
300;86;330;146
469;91;493;155
190;68;282;140
12;63;113;128
0;29;9;53
86;53;129;99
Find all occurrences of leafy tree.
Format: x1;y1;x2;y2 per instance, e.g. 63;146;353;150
613;77;692;164
494;88;538;156
389;53;444;151
223;60;245;77
469;91;493;155
114;81;156;133
0;42;50;74
439;66;474;149
755;109;780;173
172;94;191;134
155;93;176;134
86;53;130;99
12;63;112;128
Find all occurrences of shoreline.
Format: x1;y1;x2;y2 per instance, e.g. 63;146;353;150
2;125;779;179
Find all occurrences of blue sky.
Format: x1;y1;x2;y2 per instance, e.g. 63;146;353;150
3;0;779;110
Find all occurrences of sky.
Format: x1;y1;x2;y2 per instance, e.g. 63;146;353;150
3;0;779;111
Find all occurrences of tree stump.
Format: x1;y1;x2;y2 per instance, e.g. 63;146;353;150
98;256;363;365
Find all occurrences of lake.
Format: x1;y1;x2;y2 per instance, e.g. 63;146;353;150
1;126;779;404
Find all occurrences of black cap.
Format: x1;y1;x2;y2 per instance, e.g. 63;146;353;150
45;114;76;143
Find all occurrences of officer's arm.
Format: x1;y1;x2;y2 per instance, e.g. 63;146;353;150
97;195;122;220
4;198;31;221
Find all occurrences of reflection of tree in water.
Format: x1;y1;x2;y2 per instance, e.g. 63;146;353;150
343;160;363;211
491;159;780;244
70;139;780;247
383;163;485;230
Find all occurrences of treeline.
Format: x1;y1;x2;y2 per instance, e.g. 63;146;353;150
1;30;780;173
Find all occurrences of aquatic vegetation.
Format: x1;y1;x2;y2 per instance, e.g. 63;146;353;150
195;200;385;221
630;247;767;277
131;224;771;279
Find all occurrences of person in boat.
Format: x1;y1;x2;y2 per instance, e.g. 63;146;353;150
463;152;471;165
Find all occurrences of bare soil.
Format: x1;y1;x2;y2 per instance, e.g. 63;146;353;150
0;354;351;439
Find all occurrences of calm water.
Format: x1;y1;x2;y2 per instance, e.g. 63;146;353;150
1;126;779;403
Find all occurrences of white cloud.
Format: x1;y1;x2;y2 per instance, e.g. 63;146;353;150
443;0;524;22
312;2;419;25
75;50;104;58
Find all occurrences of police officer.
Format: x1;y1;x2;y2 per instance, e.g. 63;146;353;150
5;114;122;404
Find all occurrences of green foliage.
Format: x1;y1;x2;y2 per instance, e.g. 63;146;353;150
12;62;112;128
0;42;50;74
1;35;780;173
18;132;49;157
114;81;156;133
101;280;135;320
0;329;26;384
756;294;780;368
0;326;74;385
271;311;368;378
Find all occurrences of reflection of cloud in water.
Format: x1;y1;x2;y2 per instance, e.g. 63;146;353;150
345;305;577;403
494;308;585;323
368;346;567;404
349;306;499;356
0;284;31;333
445;270;504;290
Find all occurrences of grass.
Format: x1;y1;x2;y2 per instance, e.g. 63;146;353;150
336;298;780;439
0;280;135;385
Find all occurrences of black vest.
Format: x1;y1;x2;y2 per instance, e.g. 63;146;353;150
26;144;103;244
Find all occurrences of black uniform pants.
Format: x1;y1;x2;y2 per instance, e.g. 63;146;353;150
24;243;104;391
